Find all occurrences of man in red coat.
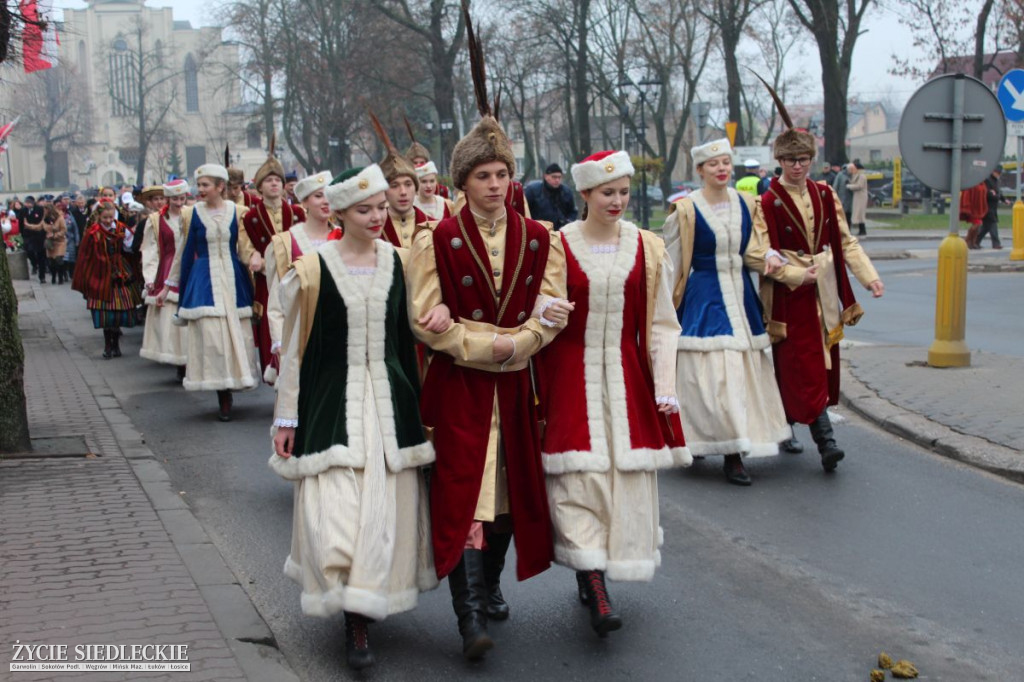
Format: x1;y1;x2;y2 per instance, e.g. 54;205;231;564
756;119;884;472
239;155;305;382
406;51;568;658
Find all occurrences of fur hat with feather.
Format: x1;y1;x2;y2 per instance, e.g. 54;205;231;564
449;0;516;190
370;111;419;191
753;73;817;161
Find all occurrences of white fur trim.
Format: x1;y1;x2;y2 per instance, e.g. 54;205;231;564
183;375;256;391
690;138;732;166
294;170;332;202
685;427;790;458
606;558;656;582
542;449;610;474
139;349;187;365
326;164;388;211
283;554;302;583
179;203;249;320
263;364;278;385
685;189;765;351
163;179;188;197
554;545;608;571
319;241;434;474
557;221;675;472
415;161;438;178
570;151;634;191
268;444;363;480
672;446;693;467
285;555;420;620
195;163;228;182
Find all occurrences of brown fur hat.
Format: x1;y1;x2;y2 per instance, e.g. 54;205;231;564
773;128;817;160
450;3;516;190
227;167;245;185
253;157;285;190
369;112;419;191
450;116;516;190
406;140;432;163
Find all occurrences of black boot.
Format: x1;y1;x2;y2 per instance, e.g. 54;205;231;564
781;424;804;453
343;612;375;670
809;411;845;472
580;570;622;637
177;365;187;382
102;329;113;359
576;571;590;605
217;390;233;422
110;328;122;357
723;454;752;486
448;549;494;659
482;532;512;620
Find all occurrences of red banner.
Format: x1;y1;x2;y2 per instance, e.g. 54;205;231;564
20;0;59;73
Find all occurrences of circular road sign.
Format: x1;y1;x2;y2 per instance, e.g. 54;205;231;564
997;69;1024;122
899;73;1006;192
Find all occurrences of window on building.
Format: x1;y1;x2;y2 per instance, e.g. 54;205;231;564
184;54;199;113
246;123;261;149
109;37;138;117
870;149;881;162
185;145;207;175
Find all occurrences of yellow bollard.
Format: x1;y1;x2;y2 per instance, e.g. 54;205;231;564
928;234;970;367
1011;199;1024;260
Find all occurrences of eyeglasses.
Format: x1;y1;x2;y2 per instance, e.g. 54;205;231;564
782;157;813;167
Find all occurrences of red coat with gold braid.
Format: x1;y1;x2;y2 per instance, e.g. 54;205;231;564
416;203;557;582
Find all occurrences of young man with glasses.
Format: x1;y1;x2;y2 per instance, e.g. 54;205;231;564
755;123;884;473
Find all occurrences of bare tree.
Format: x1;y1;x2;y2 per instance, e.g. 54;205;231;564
742;0;808;145
701;0;758;146
19;62;92;187
370;0;467;159
628;0;717;196
787;0;876;164
221;0;283;145
889;0;1003;81
102;17;179;184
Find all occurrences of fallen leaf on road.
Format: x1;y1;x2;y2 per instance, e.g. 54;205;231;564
891;660;919;679
878;652;893;669
870;670;885;682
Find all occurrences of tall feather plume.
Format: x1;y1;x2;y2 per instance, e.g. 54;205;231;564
368;110;398;153
268;132;276;158
224;144;230;167
749;69;793;130
403;116;418;145
463;0;490;118
493;84;502;123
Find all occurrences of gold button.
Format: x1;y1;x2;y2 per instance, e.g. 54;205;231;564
711;145;719;152
317;177;324;183
605;163;615;173
358;179;369;190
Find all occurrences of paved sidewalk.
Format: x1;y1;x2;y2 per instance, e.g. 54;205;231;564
840;342;1024;483
1;281;296;681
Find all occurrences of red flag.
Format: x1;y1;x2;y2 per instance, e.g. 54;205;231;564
0;117;20;143
21;0;59;73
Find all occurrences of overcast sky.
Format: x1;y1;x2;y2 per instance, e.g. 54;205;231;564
56;0;933;107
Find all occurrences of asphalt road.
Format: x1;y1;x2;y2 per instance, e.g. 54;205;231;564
44;277;1023;682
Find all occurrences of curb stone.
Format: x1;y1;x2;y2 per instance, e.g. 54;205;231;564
839;361;1024;484
34;281;300;682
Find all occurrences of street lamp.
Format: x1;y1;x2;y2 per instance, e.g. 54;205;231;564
619;75;663;230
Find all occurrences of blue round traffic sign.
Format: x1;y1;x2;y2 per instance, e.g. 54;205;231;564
997;69;1024;122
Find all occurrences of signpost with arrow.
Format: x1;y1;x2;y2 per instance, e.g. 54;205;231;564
997;69;1024;260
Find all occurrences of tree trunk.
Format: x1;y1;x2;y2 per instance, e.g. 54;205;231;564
974;0;996;79
0;249;31;453
819;42;847;165
573;0;592;158
721;25;745;146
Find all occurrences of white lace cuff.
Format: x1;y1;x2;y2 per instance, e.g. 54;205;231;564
164;279;178;287
538;297;566;328
766;249;789;265
270;341;282;355
273;417;298;428
656;396;680;414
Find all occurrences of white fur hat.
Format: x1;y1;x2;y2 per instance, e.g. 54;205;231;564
415;161;439;178
570;150;634;191
325;164;388;211
294;171;333;202
162;179;188;197
194;163;229;182
691;138;733;166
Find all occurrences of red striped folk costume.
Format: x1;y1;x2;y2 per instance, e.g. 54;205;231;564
139;179;190;366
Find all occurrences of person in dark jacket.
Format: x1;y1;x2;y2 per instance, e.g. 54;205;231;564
977;167;1004;249
524;163;578;230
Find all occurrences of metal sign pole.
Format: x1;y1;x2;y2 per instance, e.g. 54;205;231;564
928;75;970;367
1014;136;1024;260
